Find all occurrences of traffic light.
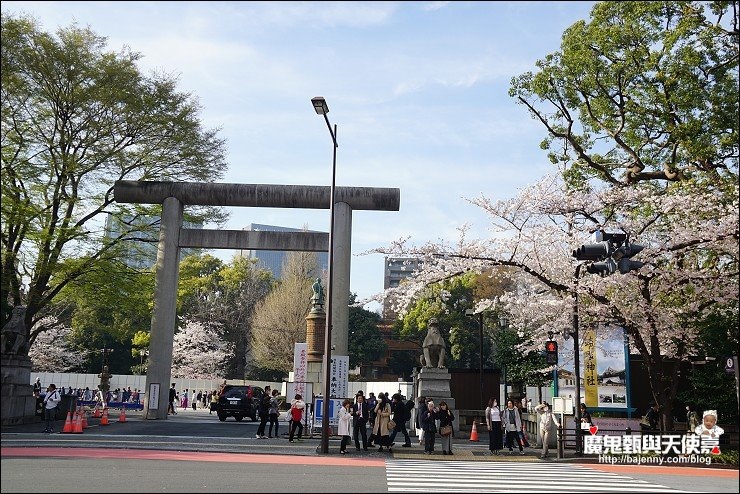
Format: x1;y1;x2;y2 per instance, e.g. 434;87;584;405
585;258;617;277
545;340;558;365
613;243;645;274
572;241;612;261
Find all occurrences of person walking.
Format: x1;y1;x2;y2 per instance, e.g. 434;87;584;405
288;394;305;442
366;392;378;434
437;400;455;455
502;399;524;455
168;383;177;415
686;405;699;433
534;401;560;459
256;386;271;439
209;389;218;414
191;390;197;410
420;399;438;454
485;397;503;455
372;392;393;452
268;389;281;438
388;393;412;448
42;384;61;433
33;377;42;398
338;398;353;454
415;396;426;446
352;392;369;451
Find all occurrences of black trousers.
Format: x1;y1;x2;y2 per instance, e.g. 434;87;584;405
353;418;368;449
256;414;268;436
289;420;303;441
268;413;279;436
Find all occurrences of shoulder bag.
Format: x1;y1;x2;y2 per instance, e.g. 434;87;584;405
439;424;453;436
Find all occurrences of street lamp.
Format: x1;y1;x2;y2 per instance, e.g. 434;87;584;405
498;315;508;402
465;309;485;410
571;263;584;456
311;96;338;455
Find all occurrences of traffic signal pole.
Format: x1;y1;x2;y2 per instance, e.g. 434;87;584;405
572;262;583;456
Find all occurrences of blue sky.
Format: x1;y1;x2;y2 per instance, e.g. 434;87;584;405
2;1;597;311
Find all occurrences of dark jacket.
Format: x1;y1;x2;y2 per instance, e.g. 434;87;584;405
353;402;369;422
420;407;437;433
438;408;455;430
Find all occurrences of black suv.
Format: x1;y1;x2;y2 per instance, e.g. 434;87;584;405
216;385;264;422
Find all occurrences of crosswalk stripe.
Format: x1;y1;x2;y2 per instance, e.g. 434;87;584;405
385;459;686;493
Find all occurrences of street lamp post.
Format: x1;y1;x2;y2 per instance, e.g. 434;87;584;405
311;96;338;455
499;315;508;402
465;309;485;409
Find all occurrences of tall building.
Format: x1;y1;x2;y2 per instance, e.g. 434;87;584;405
238;223;328;279
104;213;202;269
383;256;423;320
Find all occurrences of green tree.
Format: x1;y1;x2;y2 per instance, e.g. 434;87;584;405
348;294;386;369
509;1;738;188
1;15;227;355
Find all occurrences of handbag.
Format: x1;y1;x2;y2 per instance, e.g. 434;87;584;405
387;419;396;430
439;425;453;437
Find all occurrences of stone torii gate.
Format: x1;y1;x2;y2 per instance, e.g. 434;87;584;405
113;180;400;420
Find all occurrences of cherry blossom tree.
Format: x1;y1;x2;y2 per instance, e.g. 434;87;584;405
171;318;231;380
372;173;738;428
29;316;86;373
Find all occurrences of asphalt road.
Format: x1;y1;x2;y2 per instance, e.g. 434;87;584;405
2;407;737;493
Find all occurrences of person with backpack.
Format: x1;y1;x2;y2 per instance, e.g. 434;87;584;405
288;394;305;442
388;393;412;447
42;383;61;433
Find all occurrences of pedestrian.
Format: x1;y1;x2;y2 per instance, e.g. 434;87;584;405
437;400;455;455
268;389;281;438
352;391;369;451
181;388;188;409
42;383;61;433
415;396;426;446
485;397;503;455
256;386;271;439
288;394;305;442
388;393;412;448
371;392;393;452
580;403;593;427
641;402;659;431
191;390;197;410
502;399;524;455
366;392;378;433
686;405;699;433
420;399;438;454
168;383;177;415
534;401;560;459
338;398;353;454
196;390;203;408
210;389;218;414
33;377;42;398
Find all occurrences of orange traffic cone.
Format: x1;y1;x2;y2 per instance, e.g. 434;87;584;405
72;410;84;433
100;408;109;426
61;411;74;433
469;420;479;442
92;404;101;418
118;404;127;423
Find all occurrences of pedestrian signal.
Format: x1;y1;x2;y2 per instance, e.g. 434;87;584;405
545;340;558;365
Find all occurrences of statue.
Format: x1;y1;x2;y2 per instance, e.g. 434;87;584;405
310;278;325;311
420;318;446;368
1;306;28;355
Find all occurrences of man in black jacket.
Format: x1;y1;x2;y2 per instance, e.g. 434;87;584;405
168;383;177;415
352;391;369;451
388;393;412;447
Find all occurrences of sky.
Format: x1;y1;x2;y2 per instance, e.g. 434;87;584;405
2;1;598;311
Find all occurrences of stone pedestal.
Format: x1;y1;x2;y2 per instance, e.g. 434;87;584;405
305;311;325;363
1;354;37;425
415;367;455;410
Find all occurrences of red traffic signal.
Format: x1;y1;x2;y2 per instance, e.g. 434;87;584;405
545;341;558;353
545;341;558;365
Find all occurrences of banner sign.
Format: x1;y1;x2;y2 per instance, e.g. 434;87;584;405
329;355;349;399
557;325;629;409
292;343;308;398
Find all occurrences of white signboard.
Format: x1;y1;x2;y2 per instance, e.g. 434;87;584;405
552;396;574;415
292;343;308;398
329;355;349;399
148;383;160;410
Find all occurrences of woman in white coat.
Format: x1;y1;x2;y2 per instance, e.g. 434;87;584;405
338;398;353;454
